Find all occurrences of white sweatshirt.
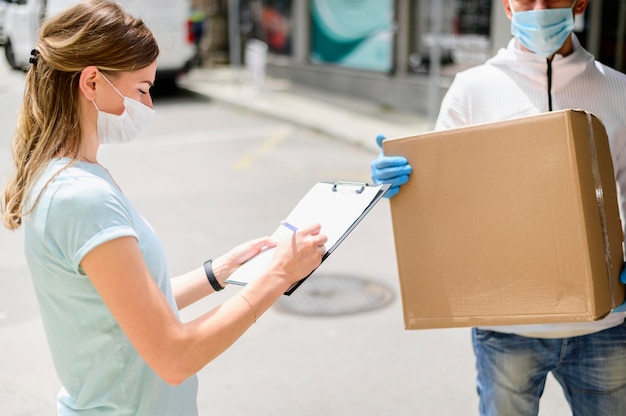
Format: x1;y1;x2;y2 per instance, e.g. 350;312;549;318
435;35;626;338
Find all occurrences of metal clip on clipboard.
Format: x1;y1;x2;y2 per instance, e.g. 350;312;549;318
331;181;367;194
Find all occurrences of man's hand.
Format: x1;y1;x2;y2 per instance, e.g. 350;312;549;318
370;134;412;198
612;266;626;312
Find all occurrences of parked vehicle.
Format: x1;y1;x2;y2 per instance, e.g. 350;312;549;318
3;0;195;86
0;0;7;46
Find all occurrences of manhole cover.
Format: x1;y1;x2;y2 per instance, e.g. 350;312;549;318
275;274;394;316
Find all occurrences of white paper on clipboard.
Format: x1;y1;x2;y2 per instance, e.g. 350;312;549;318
225;181;390;295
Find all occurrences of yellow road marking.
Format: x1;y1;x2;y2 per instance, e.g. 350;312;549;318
233;126;293;171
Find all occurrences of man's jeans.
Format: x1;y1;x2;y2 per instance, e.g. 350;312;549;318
472;320;626;416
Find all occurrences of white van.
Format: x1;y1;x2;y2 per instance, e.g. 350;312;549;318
3;0;195;85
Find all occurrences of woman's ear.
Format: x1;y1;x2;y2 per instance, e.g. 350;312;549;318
78;66;100;101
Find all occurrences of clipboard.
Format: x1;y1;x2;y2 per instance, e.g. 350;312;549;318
225;181;391;295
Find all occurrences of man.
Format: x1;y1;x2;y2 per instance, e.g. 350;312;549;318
371;1;626;415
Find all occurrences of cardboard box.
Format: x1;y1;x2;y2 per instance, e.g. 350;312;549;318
383;110;625;329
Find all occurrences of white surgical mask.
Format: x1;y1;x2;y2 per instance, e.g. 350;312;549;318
92;73;155;144
509;0;577;58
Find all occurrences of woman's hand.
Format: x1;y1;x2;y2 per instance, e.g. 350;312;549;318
266;223;327;286
211;236;277;285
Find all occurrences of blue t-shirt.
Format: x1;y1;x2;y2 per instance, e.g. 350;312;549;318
23;158;198;415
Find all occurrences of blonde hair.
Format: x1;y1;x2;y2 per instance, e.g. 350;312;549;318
1;0;159;230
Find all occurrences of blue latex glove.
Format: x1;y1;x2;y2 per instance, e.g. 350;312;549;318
370;134;412;198
614;267;626;312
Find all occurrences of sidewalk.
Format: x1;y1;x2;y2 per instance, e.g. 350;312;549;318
178;66;433;153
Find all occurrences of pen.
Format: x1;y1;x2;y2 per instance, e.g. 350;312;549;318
280;220;298;232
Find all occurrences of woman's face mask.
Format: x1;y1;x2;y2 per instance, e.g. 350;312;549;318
509;0;578;58
91;72;155;145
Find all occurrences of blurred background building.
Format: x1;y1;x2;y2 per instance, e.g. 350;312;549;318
192;0;626;117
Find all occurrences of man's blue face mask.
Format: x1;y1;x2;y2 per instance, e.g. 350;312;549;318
509;0;577;58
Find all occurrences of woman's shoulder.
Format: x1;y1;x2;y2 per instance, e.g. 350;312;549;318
35;159;124;214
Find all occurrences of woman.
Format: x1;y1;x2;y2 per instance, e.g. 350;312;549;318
1;1;327;414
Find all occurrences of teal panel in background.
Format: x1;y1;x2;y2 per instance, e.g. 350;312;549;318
310;0;394;72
